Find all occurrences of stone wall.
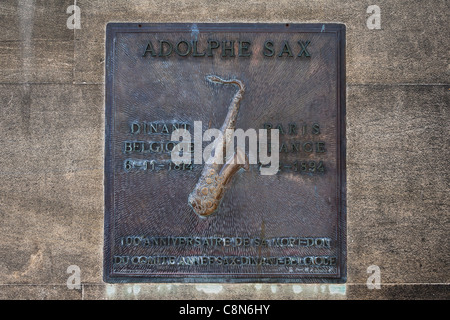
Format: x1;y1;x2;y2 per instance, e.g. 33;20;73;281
0;0;448;299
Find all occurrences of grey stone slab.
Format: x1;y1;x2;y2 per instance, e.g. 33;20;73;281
0;0;74;41
346;85;449;284
83;283;449;300
347;284;449;300
346;30;449;85
74;40;104;84
0;40;73;83
266;1;449;84
0;170;103;285
0;284;82;300
82;283;347;300
0;0;448;299
1;283;446;300
0;84;104;284
0;84;103;174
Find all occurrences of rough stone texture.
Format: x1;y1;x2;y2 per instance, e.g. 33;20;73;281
0;0;73;42
0;40;73;84
0;84;104;286
347;85;449;286
83;283;347;300
347;284;449;300
0;0;448;299
0;284;81;300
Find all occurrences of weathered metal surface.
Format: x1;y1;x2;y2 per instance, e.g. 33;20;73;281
104;23;346;283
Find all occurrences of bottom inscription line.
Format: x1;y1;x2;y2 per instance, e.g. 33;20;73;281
113;255;337;266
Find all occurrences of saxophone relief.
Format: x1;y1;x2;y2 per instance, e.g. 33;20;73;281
177;76;279;217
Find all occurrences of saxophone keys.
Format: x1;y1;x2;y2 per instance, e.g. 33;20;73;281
205;200;214;208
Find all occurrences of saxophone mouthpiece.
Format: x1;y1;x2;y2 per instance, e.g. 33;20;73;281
206;75;222;83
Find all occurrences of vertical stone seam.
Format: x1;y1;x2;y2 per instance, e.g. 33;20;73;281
72;0;76;84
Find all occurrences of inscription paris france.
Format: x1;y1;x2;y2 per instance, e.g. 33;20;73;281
104;24;346;282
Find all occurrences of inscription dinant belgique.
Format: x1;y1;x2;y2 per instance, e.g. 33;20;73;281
122;121;327;174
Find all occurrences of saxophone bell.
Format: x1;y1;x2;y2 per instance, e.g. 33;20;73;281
188;148;249;218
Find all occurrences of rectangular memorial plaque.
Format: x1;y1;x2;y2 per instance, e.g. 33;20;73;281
104;23;346;283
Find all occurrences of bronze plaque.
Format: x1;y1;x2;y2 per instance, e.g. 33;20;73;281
104;23;346;282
